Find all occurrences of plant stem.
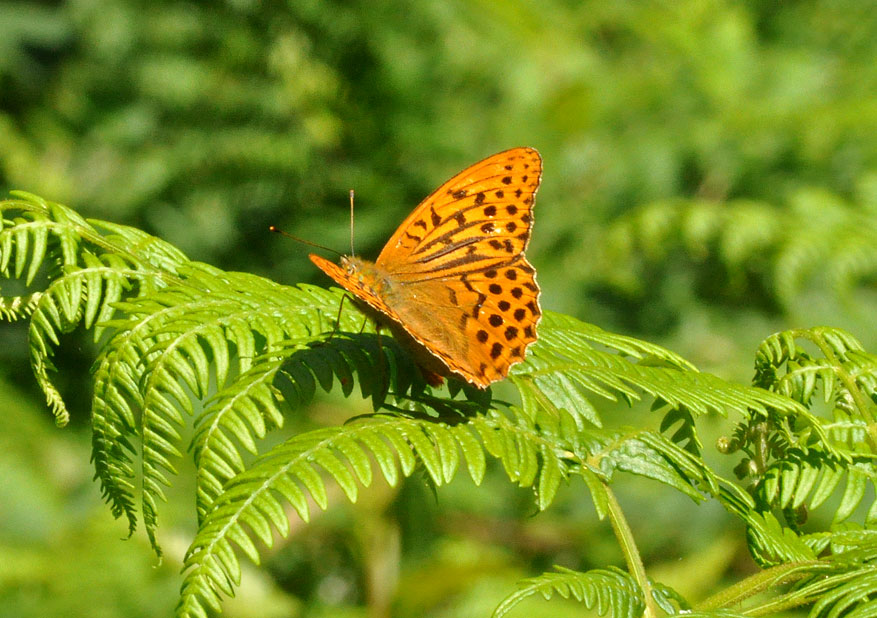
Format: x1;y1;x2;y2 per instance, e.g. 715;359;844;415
603;483;658;618
696;560;827;614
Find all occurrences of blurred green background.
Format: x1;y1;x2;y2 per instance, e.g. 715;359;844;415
1;1;876;616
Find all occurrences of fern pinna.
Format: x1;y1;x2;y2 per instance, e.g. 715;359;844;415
2;192;877;617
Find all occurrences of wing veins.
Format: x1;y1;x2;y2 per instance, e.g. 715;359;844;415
390;256;526;281
412;221;491;257
414;235;487;263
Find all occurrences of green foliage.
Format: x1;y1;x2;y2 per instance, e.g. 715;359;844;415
4;195;877;616
598;189;877;318
733;327;877;557
3;2;877;616
492;567;643;618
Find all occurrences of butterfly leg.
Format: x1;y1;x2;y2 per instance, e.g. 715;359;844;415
327;294;352;341
374;323;389;388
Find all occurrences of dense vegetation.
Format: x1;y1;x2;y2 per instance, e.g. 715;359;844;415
1;1;876;617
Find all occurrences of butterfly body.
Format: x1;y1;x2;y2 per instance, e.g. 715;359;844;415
311;147;542;389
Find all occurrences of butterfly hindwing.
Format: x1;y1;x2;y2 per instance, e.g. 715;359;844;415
450;258;540;385
379;257;540;387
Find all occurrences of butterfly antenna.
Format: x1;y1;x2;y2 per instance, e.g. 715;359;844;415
349;189;356;257
268;226;341;256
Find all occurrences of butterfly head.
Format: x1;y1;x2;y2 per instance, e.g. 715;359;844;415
339;254;366;277
335;255;387;291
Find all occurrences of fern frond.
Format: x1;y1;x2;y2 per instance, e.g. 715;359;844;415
726;327;877;525
512;312;804;429
178;397;729;616
178;414;492;616
698;551;877;617
0;194;197;532
90;264;381;550
2;194;448;553
0;292;41;320
591;428;721;501
806;567;877;618
761;531;877;617
192;352;288;521
1;194;187;427
492;566;643;618
600;191;877;309
178;406;580;615
191;333;427;520
744;510;819;566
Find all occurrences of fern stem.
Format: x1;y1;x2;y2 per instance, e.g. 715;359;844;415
696;560;833;615
603;483;657;618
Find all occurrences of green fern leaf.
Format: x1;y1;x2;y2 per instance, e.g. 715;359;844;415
492;566;643;618
513;312;803;428
178;407;585;616
734;327;877;524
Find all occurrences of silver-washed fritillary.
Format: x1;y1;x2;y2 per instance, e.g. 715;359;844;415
310;147;542;388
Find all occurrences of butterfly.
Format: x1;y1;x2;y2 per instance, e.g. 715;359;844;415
310;147;542;389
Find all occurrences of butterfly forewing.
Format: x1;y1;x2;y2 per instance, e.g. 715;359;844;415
376;147;542;279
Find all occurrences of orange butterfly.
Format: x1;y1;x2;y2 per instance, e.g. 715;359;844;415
311;147;542;388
